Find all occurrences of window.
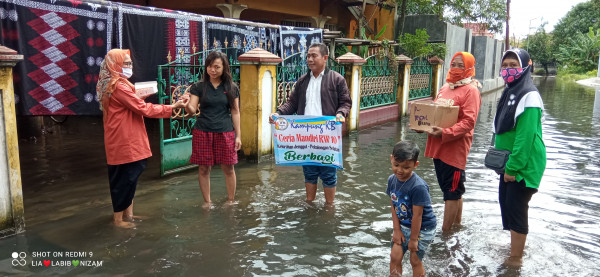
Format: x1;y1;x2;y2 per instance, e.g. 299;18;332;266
324;24;338;31
280;20;312;28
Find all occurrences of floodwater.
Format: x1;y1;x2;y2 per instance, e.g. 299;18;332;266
1;77;599;276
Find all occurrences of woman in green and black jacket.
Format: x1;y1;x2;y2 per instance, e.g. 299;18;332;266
494;48;546;264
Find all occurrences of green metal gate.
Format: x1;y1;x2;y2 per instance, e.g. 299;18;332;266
157;48;240;176
359;55;398;109
408;58;433;100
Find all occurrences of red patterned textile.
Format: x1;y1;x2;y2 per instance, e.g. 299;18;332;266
190;129;238;166
0;0;112;115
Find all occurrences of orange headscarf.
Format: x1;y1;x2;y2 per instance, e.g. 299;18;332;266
96;49;134;111
446;52;476;84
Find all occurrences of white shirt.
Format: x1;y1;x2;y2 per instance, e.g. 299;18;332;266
304;70;324;116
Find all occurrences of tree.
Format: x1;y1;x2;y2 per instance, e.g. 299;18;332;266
526;26;554;74
398;28;433;58
552;0;600;51
398;0;434;35
556;27;600;73
399;0;507;35
443;0;507;34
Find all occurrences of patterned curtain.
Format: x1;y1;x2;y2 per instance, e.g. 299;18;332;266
279;26;323;65
118;4;205;83
0;0;113;115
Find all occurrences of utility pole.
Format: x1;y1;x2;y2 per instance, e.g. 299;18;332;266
505;0;510;50
526;17;541;52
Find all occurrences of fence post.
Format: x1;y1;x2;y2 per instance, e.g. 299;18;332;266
336;52;366;132
0;46;24;237
237;48;282;162
395;54;413;116
428;56;444;99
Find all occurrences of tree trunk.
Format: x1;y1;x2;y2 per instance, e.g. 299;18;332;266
435;0;444;21
398;0;407;36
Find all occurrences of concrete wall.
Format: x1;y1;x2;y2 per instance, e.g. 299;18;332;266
442;24;472;91
398;15;505;94
399;15;447;43
471;36;505;93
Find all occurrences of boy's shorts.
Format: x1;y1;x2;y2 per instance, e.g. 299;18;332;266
433;159;465;201
390;225;436;261
302;165;337;188
499;177;537;234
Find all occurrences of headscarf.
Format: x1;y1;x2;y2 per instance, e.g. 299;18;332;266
96;49;134;111
446;52;480;89
493;48;542;134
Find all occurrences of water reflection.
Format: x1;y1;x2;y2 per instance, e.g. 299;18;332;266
594;88;600;121
1;77;599;276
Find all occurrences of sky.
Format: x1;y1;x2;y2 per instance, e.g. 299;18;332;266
508;0;590;39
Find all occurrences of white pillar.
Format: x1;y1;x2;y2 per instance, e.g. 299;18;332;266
336;52;367;132
260;70;273;152
0;45;24;237
309;15;332;29
216;4;248;19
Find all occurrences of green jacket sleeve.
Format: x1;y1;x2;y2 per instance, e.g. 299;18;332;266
505;107;542;176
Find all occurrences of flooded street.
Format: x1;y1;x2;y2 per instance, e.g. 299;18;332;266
1;76;599;276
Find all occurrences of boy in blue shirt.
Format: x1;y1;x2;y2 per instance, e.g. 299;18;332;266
387;141;437;277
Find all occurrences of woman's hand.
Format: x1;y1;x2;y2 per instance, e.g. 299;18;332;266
172;98;188;109
426;126;443;137
180;92;190;103
503;174;516;182
234;137;242;151
336;113;345;122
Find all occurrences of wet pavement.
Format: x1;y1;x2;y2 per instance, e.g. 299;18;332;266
1;76;599;276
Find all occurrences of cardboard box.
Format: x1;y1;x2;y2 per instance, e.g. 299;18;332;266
135;81;158;99
409;101;459;132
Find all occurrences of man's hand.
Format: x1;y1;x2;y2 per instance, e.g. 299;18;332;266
336;113;345;122
269;113;279;124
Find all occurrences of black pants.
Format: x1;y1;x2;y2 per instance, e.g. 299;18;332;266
107;159;147;212
499;177;537;234
433;159;466;201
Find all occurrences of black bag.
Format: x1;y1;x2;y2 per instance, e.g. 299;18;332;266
484;134;511;174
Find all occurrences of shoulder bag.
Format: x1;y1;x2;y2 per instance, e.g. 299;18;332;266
484;134;511;175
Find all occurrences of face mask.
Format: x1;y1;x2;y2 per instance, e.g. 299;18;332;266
501;66;526;84
121;67;133;78
446;68;466;83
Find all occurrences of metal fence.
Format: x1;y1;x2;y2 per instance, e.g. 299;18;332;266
408;58;433;100
359;55;397;110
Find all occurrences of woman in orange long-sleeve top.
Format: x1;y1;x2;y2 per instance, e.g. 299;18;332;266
424;52;482;233
96;49;187;228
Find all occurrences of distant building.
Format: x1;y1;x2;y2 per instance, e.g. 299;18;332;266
462;23;494;38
